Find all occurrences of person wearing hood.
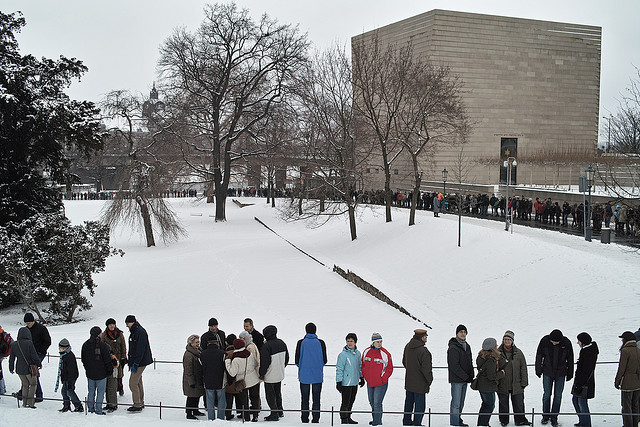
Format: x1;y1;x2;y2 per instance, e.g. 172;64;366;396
100;318;127;411
402;329;433;426
125;314;153;412
225;338;260;421
535;329;574;426
23;312;50;402
615;331;640;427
240;330;262;421
81;326;114;415
336;333;364;425
475;338;506;426
447;324;474;426
183;334;205;419
497;330;531;426
55;338;84;413
8;326;41;408
295;322;327;423
259;324;289;421
571;332;598;427
361;332;393;426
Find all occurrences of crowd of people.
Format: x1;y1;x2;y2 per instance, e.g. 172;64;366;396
1;315;640;426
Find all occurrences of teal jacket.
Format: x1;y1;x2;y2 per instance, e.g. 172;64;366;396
336;345;362;386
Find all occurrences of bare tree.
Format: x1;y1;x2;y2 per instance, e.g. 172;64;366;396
100;90;186;247
609;67;640;155
451;145;473;247
157;3;308;222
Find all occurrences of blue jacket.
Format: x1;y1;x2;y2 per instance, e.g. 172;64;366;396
336;345;362;386
127;322;153;367
295;333;327;384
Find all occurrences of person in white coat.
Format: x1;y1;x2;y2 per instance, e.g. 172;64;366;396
225;339;260;422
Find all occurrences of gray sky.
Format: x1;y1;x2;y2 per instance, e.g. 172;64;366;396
3;0;639;144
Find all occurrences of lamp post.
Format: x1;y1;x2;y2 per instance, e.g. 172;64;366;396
442;168;448;195
504;157;517;232
585;164;594;242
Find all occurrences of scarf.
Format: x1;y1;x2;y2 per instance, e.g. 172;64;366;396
106;328;119;341
55;348;71;392
456;337;467;351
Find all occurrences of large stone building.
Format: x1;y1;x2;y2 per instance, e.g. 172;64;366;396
352;9;601;192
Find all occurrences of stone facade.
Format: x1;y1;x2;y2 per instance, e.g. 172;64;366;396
352;9;601;191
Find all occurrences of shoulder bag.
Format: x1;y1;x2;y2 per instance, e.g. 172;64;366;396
17;341;40;377
225;357;248;394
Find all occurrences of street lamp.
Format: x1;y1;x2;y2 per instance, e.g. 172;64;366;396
503;157;517;232
442;168;448;194
585;164;594;242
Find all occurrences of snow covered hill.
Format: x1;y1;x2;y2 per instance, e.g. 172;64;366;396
1;197;637;426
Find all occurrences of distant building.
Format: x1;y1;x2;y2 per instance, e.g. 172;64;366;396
352;9;601;191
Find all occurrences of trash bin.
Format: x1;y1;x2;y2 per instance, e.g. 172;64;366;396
601;228;611;244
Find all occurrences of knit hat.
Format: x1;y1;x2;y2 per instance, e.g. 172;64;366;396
233;338;246;350
619;331;636;342
305;322;317;334
59;338;70;349
24;313;35;323
90;326;102;337
577;332;592;345
503;330;515;342
208;317;218;327
549;329;563;342
125;315;136;324
413;329;427;339
456;324;467;334
482;337;497;351
105;318;116;326
371;332;383;343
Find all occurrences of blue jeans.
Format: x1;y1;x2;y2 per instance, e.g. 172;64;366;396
402;390;426;425
87;377;107;414
542;375;565;422
205;388;226;420
61;381;81;409
450;382;468;426
300;382;322;422
572;395;591;426
477;391;496;426
367;382;388;426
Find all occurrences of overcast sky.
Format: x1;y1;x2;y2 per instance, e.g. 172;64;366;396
3;0;639;143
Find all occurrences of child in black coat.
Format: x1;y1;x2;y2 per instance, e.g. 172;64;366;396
56;339;83;412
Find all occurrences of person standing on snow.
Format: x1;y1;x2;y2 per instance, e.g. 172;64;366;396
8;326;41;408
497;330;531;426
571;332;598;427
125;315;153;412
81;326;114;415
402;329;433;426
23;312;50;402
615;331;640;427
259;325;289;421
336;332;364;424
202;318;226;351
361;332;393;426
100;318;127;411
448;324;474;427
295;322;327;423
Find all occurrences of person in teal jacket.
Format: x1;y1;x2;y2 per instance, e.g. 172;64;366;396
336;333;365;424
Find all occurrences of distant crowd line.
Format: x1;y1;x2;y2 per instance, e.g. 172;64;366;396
2;315;640;427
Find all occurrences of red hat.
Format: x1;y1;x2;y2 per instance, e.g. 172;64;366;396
233;338;246;350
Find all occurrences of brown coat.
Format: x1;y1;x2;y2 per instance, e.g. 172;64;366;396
100;329;127;379
615;340;640;391
183;345;205;397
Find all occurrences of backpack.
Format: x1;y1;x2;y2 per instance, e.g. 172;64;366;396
0;331;12;357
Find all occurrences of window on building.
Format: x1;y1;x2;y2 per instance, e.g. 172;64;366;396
393;169;398;175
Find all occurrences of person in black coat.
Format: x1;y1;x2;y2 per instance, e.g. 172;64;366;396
244;318;264;352
8;327;41;408
571;332;598;427
56;338;84;412
125;314;152;411
535;329;574;426
201;341;227;420
202;317;226;351
81;326;114;415
447;325;474;427
24;312;50;401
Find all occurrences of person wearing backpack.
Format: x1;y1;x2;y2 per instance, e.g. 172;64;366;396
0;325;13;395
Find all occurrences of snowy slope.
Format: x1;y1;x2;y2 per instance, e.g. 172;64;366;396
1;197;637;426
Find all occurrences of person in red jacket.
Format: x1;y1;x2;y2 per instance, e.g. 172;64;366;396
361;333;393;426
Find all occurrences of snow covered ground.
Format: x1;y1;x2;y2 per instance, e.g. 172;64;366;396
1;197;638;426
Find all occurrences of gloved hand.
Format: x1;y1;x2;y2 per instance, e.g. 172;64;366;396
120;357;128;367
336;382;343;392
9;370;14;375
359;377;365;388
615;383;621;390
536;373;541;378
112;358;118;367
131;363;139;373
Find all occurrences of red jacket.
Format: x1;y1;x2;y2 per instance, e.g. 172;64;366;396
361;346;393;387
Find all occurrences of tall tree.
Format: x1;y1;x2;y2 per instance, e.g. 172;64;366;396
0;11;103;226
157;3;308;221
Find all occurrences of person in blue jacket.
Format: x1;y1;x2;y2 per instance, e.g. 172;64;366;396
336;333;364;424
295;322;327;423
125;315;153;412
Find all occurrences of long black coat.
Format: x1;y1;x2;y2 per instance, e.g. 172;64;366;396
200;345;226;390
447;337;474;383
27;322;51;356
81;337;114;381
535;335;574;380
572;342;598;399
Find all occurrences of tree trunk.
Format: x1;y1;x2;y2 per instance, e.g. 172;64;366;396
136;196;156;247
319;198;325;213
214;192;227;222
384;185;392;223
409;172;421;227
348;204;357;241
458;194;462;247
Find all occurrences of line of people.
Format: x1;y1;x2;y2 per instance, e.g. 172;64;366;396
2;316;640;427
